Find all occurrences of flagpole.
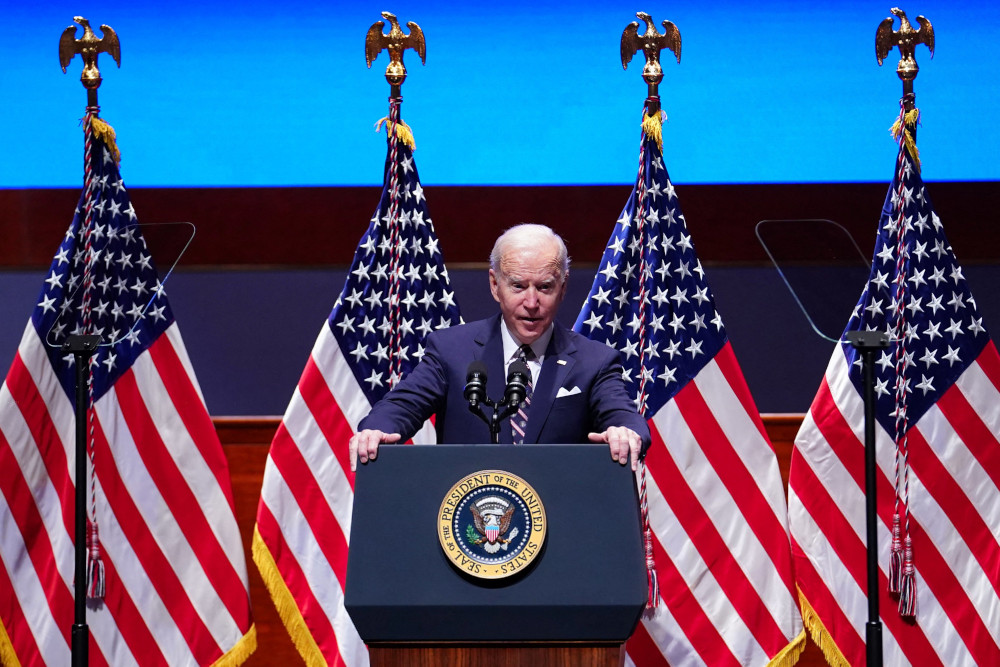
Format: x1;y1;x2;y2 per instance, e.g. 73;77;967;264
369;13;520;446
59;17;121;667
856;9;934;661
619;12;682;610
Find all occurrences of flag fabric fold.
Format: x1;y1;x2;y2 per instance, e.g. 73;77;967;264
0;112;255;666
789;105;1000;666
574;110;804;666
253;99;462;666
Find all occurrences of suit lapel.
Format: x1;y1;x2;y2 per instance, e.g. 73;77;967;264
524;325;577;444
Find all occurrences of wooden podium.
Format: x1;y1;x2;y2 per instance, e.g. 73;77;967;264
345;444;647;667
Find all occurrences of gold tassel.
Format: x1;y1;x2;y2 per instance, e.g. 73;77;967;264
798;588;852;667
252;527;328;666
642;111;664;154
889;107;921;171
90;116;121;166
210;624;258;667
374;116;416;150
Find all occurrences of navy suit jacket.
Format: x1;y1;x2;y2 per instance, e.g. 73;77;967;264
359;315;651;449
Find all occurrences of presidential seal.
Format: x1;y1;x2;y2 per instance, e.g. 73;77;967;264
437;470;546;579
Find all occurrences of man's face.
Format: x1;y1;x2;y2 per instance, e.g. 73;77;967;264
489;240;567;345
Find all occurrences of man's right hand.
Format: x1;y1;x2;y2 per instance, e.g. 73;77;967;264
348;429;402;471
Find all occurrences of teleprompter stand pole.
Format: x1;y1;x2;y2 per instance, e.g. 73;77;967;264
845;329;889;667
63;334;101;667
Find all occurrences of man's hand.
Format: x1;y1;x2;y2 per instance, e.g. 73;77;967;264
588;426;642;471
349;429;401;471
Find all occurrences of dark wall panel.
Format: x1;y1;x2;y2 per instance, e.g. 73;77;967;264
2;182;999;268
2;182;997;414
4;265;997;416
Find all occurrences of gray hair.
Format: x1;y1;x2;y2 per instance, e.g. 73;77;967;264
489;223;570;282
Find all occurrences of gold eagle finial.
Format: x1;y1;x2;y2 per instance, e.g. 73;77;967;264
58;16;121;91
621;12;681;74
875;7;934;83
621;13;681;116
365;12;426;94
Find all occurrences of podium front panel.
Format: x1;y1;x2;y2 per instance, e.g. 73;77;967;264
345;444;647;642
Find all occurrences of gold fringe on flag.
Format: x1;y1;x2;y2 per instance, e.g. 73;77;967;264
766;628;807;667
89;116;121;166
252;527;327;666
798;587;851;667
889;107;921;171
210;624;258;667
374;116;416;150
642;111;664;154
0;618;21;667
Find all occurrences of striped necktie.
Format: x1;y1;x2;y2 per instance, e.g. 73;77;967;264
511;344;534;445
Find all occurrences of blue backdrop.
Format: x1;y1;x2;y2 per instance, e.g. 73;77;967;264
4;1;997;188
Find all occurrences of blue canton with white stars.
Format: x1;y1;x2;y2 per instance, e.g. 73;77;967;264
329;136;462;405
32;134;174;403
844;141;990;435
574;126;726;418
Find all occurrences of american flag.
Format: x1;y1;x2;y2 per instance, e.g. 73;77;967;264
789;109;1000;665
0;114;255;665
253;100;462;665
574;111;804;666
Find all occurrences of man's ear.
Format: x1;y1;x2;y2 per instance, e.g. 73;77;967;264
558;271;569;299
489;269;501;302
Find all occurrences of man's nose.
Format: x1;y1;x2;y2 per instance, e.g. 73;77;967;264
523;288;539;308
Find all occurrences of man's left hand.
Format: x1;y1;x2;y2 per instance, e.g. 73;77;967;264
588;427;642;471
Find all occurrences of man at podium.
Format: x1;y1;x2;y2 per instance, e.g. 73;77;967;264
350;224;650;470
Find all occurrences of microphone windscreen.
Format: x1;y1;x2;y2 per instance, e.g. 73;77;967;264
505;359;531;406
467;360;488;380
508;359;530;381
464;360;488;405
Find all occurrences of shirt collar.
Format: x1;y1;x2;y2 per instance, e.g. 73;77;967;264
499;319;552;364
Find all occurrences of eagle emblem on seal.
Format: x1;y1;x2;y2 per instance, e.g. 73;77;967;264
468;496;520;554
439;470;546;579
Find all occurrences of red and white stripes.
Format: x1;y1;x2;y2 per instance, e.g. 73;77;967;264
0;322;254;666
789;343;1000;666
627;343;804;666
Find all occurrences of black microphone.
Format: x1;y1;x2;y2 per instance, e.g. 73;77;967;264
504;359;531;407
464;361;488;408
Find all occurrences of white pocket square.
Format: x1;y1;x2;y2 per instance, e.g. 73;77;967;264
556;386;581;398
